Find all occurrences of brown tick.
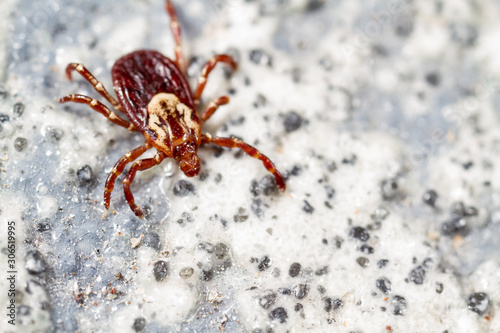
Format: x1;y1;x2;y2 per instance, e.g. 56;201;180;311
60;0;286;218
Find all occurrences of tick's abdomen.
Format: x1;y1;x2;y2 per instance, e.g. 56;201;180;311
111;50;196;130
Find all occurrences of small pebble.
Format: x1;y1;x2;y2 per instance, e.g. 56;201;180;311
25;250;49;275
409;266;426;285
179;267;194;279
153;261;169;282
303;200;314;214
77;165;94;187
391;295;407;316
269;307;288;324
293;284;309;299
422;190;438;207
249;49;273;66
13;102;25;117
283;111;303;133
467;292;490;315
258;256;271;271
142;232;161;250
259;290;277;309
349;226;370;242
324;297;343;312
356;257;369;267
376;277;392;294
14;137;28;152
289;262;301;277
133;317;146;332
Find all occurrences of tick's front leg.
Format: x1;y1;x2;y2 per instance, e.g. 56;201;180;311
201;133;286;192
123;152;167;218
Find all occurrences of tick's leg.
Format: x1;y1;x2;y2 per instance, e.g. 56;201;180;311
65;63;121;111
104;142;151;211
59;94;136;131
201;96;230;123
123;152;167;218
194;55;238;104
166;0;185;72
201;133;286;192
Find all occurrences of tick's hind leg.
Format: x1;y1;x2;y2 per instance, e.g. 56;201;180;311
194;55;238;104
104;142;151;212
59;94;136;131
166;0;185;72
201;133;286;192
65;63;121;111
123;152;167;218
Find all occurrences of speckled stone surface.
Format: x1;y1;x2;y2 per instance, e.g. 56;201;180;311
1;0;500;332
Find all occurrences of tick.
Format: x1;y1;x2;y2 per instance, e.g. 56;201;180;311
60;0;286;218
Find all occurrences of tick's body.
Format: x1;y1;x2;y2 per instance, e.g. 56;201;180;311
60;0;286;218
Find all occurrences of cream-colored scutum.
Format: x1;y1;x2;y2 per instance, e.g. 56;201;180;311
146;93;197;154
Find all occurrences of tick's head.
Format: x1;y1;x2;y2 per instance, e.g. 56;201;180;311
175;141;201;177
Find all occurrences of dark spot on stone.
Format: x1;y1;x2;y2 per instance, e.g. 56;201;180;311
315;266;329;276
77;165;94;187
259;290;278;309
423;190;438;207
289;262;301;277
356;257;369;267
349;226;370;242
253;94;267;108
293;284;309;299
392;295;406;316
425;72;440;86
25;250;49;275
251;198;264;218
35;222;51;232
360;244;374;255
306;0;325;11
283;111;303;133
133;317;146;332
409;266;425;285
462;161;474;170
214;243;229;260
269;307;288;324
143;232;161;250
173;180;196;196
381;178;403;200
303;200;314;214
376;277;392;294
278;288;291;295
288;165;302;177
324;185;335;199
47;127;64;142
467;292;490;315
198;242;214;253
341;154;357;165
14;137;28;152
259;175;280;196
394;15;414;36
450;23;477;47
422;258;433;269
258;256;271;271
436;282;444;294
371;207;389;222
249;49;273;66
202;269;214;281
179;267;194;279
324;297;343;312
13;102;25;117
317;285;326;294
234;207;249;222
0;113;10;123
441;217;467;235
0;86;7;98
334;236;344;249
153;260;169;282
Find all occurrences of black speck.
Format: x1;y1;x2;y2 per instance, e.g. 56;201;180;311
289;262;301;277
153;261;169;282
0;113;10;123
143;232;161;250
356;257;369;267
14;137;28;152
441;217;467;235
253;94;267;108
324;185;335;199
77;165;94;187
462;161;474;170
259;290;278;309
0;86;7;98
303;200;314;214
391;295;406;316
381;178;402;201
258;256;271;271
422;190;438;207
409;266;425;285
317;285;326;294
13;102;25;117
269;307;288;324
249;49;273;67
133;317;146;332
47;127;64;142
251;198;264;218
294;284;309;299
173;180;196;196
278;287;291;295
341;154;357;165
283;111;303;133
394;15;414;36
35;222;51;232
349;226;370;242
436;282;444;294
334;236;344;249
306;0;325;11
422;258;433;269
465;206;478;216
360;244;374;255
289;165;302;176
202;269;214;281
425;72;440;86
324;297;343;312
467;292;490;315
260;175;280;196
376;277;392;295
25;250;48;275
315;266;329;276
